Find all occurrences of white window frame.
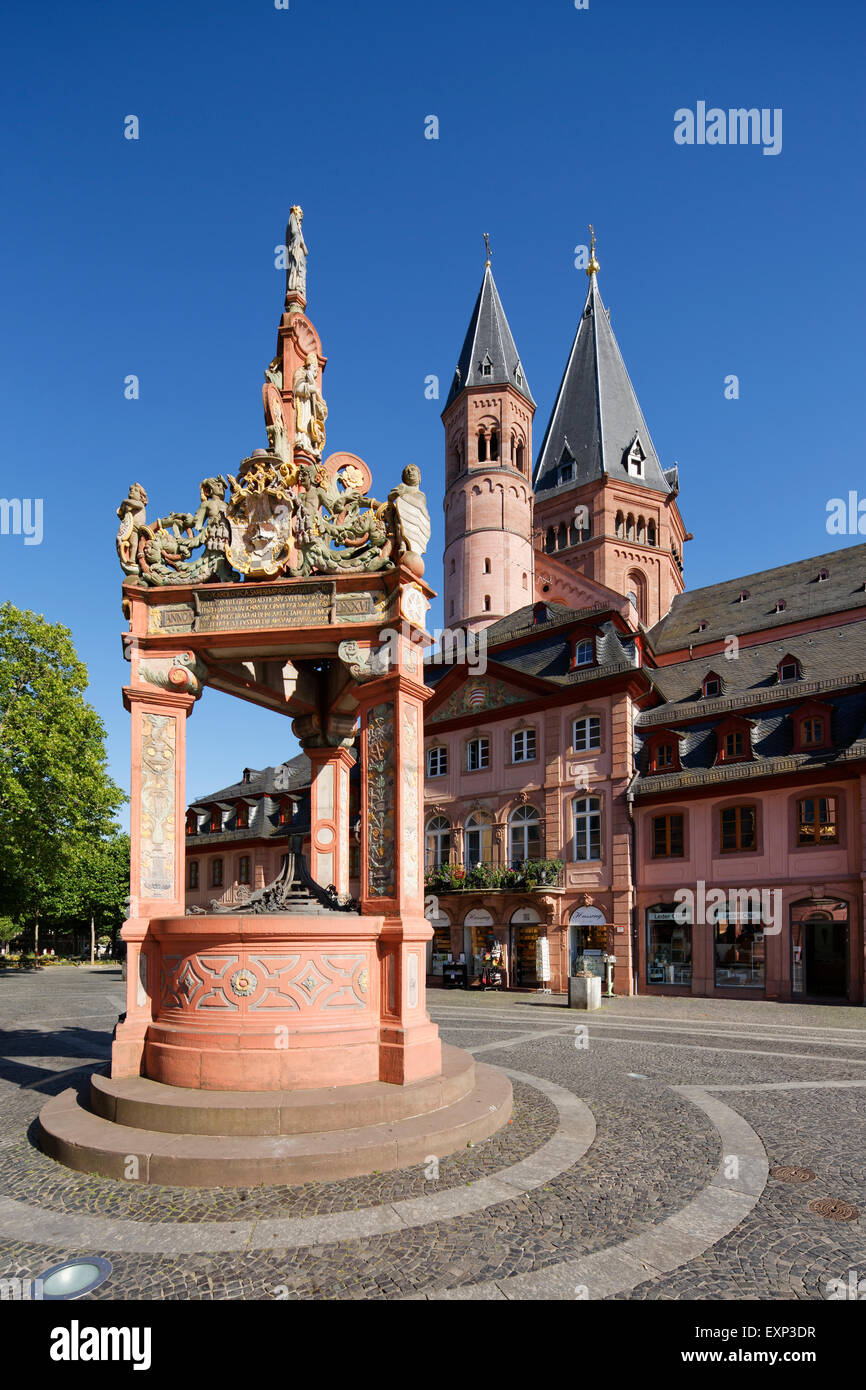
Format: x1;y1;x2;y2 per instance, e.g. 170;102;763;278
573;715;601;752
426;746;448;778
425;816;451;869
466;737;490;772
574;639;594;667
511;728;536;763
508;806;541;866
573;796;602;862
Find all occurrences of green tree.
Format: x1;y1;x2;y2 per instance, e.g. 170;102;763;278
0;603;126;926
44;831;130;958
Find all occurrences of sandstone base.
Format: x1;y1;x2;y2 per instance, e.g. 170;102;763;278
38;1044;512;1186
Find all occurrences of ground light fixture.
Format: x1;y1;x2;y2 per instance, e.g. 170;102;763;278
38;1257;112;1299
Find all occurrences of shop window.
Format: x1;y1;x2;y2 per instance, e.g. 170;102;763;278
425;816;451;869
238;855;251;885
714;906;765;989
720;804;757;852
797;796;838;846
573;715;601;751
508;805;541;865
466;737;489;772
647;905;692;985
511;728;536;763
187;860;199;889
426;746;448;777
652;813;684;858
573;795;602;861
464;812;494;866
211;858;224;888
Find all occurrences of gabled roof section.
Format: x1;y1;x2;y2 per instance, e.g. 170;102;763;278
533;273;672;496
445;263;534;408
649;542;866;655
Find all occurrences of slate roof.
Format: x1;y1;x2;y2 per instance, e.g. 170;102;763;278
648;542;866;654
634;623;866;795
642;622;866;712
533;274;672;497
187;754;313;846
424;603;641;699
445;264;534;408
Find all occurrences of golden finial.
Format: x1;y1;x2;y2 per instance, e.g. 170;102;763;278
483;232;491;267
587;223;600;278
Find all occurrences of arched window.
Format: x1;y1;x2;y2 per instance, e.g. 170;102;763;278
626;570;647;623
483;557;491;573
425;816;451;870
489;430;499;461
516;442;525;473
450;557;456;574
647;519;656;546
637;516;646;544
522;572;528;589
569;521;579;545
626;513;635;541
615;511;624;538
509;805;541;866
465;812;494;867
484;595;491;611
557;522;567;550
477;430;487;463
545;527;556;553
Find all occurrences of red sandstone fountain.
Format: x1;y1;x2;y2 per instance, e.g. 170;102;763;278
39;209;511;1185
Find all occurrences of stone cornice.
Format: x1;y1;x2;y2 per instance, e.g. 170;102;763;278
635;740;866;796
636;670;866;727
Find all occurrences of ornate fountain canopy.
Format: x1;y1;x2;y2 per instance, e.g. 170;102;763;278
116;209;430;590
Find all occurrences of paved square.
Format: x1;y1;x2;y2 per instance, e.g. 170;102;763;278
1;966;863;1301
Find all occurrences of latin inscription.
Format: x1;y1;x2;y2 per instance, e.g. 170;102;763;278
148;586;389;635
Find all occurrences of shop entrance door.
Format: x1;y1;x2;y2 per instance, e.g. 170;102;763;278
804;920;848;997
790;901;849;1000
509;924;539;988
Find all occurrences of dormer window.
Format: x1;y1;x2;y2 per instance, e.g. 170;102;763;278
236;803;249;830
481;353;493;377
792;702;831;752
186;810;199;836
646;733;681;774
574;638;594;667
278;798;293;826
514;364;523;386
715;716;753;764
737;590;750;603
696;620;708;632
625;436;645;477
778;655;801;683
774;599;787;613
558;461;575;485
817;568;829;582
209;807;222;833
703;671;722;699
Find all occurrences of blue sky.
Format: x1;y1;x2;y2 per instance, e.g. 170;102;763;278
0;0;863;809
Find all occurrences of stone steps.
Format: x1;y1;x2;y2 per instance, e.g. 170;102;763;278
89;1043;476;1136
38;1053;512;1187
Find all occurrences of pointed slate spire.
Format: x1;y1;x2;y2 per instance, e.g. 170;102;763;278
446;260;534;408
533;259;671;496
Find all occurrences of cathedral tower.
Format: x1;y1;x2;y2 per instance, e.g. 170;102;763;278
532;242;687;628
442;255;535;633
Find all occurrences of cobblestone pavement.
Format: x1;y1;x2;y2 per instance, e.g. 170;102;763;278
0;966;864;1300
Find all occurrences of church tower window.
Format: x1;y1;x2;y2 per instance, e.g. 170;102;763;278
615;511;624;539
483;557;491;573
516;441;525;472
558;522;567;550
489;430;499;460
477;430;487;462
545;527;555;553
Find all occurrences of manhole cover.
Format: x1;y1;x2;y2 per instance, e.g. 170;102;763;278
808;1198;860;1221
770;1165;816;1184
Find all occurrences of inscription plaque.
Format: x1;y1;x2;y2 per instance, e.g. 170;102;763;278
147;584;392;635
